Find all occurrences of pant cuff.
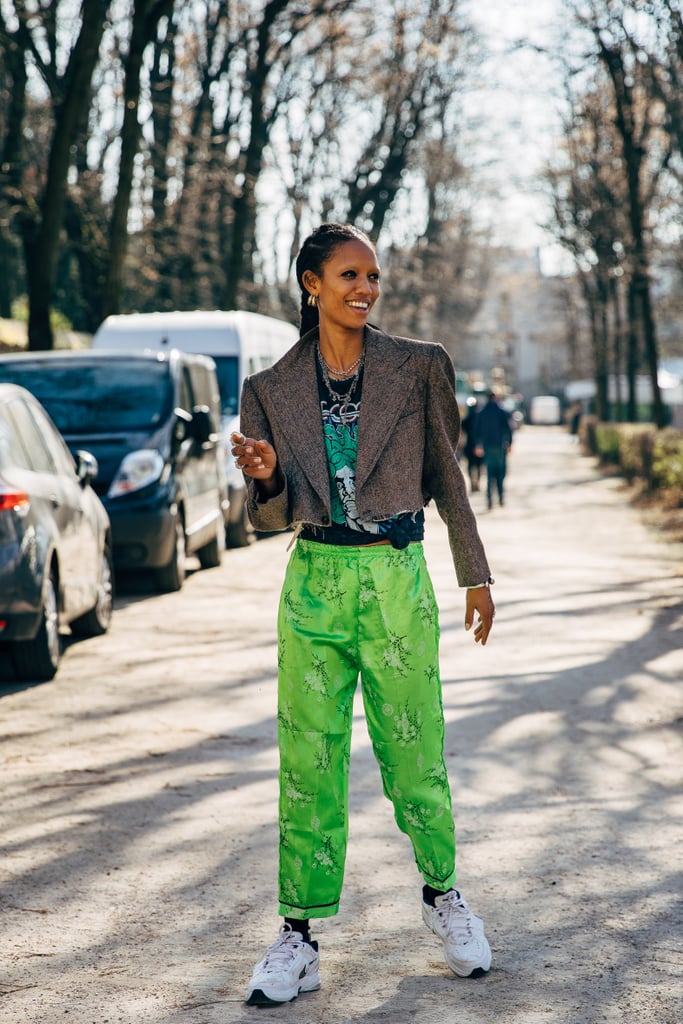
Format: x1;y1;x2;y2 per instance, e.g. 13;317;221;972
278;898;339;920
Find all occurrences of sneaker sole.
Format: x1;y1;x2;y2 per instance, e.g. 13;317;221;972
245;974;321;1006
422;904;492;978
445;944;492;978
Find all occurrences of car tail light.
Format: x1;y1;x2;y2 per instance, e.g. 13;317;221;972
0;482;30;511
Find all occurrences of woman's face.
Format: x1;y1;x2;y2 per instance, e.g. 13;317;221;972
305;238;381;333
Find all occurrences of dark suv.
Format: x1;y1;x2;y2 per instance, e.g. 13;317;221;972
0;350;229;592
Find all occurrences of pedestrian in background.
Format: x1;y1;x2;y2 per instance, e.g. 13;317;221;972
474;389;513;509
569;400;583;441
231;222;495;1007
460;396;484;492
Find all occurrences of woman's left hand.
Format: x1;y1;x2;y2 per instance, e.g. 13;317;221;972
465;586;495;646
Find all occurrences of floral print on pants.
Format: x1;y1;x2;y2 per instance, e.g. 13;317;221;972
277;539;457;919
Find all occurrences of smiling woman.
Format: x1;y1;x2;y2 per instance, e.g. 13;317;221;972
300;232;381;362
229;222;497;1006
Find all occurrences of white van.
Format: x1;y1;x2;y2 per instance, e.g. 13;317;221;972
92;310;299;546
529;394;562;425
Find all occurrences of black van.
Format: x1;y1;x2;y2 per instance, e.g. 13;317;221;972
0;349;229;592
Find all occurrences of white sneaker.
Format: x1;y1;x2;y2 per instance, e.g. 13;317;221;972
245;925;321;1006
422;889;492;977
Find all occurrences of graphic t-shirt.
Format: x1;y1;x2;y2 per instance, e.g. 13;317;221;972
299;361;424;548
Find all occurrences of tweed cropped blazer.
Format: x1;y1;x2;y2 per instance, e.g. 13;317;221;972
239;324;492;588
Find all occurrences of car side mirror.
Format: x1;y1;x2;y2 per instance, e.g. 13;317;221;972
75;449;99;486
172;407;193;447
190;405;214;445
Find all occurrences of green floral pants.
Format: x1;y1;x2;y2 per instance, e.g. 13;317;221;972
277;539;457;919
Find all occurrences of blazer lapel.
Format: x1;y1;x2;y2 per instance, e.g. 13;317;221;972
264;333;330;503
356;326;415;490
261;325;417;502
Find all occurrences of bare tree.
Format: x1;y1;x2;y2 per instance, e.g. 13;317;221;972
1;0;486;338
545;75;630;419
378;144;491;355
570;0;670;426
0;8;27;319
345;0;472;241
102;0;174;318
0;1;111;349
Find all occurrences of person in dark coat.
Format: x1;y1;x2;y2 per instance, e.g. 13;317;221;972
474;389;513;509
460;397;484;492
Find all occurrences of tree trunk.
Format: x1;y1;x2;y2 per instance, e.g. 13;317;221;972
609;276;624;420
582;278;608;421
223;0;291;309
626;276;639;422
23;0;108;350
596;278;610;420
102;0;174;320
0;21;28;320
598;39;665;427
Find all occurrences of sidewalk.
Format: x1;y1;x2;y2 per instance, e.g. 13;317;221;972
1;426;682;1023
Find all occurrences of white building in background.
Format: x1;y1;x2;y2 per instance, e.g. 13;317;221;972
459;247;582;401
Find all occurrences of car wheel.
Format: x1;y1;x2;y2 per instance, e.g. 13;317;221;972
226;496;254;548
12;570;61;681
197;508;226;569
71;545;114;638
155;513;186;593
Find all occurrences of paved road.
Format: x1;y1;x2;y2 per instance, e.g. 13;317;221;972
1;427;682;1024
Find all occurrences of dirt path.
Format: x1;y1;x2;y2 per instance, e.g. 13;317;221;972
1;427;682;1023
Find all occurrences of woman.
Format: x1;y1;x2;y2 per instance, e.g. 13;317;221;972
231;223;495;1006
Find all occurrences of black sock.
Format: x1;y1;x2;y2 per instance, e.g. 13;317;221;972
284;917;311;944
423;884;458;907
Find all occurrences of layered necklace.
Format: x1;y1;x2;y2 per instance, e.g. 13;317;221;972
316;343;365;411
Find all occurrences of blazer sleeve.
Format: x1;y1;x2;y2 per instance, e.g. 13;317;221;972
239;376;292;533
423;347;492;587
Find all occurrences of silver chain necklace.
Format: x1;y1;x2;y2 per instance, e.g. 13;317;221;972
316;344;365;408
319;349;363;376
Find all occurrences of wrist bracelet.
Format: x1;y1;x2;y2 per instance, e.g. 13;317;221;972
467;576;495;589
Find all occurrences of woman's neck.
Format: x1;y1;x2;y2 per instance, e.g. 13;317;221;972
317;325;365;374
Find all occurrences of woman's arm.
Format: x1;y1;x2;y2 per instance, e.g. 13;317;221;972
236;378;291;532
423;346;493;587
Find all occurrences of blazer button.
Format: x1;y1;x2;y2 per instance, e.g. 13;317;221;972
321;514;330;525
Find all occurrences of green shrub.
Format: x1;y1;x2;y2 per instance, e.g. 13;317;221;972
594;423;621;465
651;430;683;490
580;418;683;504
618;425;653;484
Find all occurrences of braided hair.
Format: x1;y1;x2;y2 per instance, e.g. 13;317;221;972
295;223;375;336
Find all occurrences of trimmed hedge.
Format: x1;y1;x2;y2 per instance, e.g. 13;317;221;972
581;416;683;500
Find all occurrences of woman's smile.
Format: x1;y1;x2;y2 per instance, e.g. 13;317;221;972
306;238;381;332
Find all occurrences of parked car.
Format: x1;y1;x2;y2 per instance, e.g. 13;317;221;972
0;383;113;681
0;350;229;593
91;310;298;547
529;394;562;425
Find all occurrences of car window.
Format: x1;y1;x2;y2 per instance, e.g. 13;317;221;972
27;399;76;476
187;363;220;425
0;405;31;470
211;356;239;417
179;366;193;414
0;360;173;433
6;398;56;473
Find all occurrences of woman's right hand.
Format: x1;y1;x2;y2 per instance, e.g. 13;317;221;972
230;432;278;483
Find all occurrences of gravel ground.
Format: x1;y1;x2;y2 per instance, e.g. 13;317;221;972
1;426;682;1024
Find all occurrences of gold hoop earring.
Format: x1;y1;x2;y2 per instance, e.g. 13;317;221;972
307;293;318;308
